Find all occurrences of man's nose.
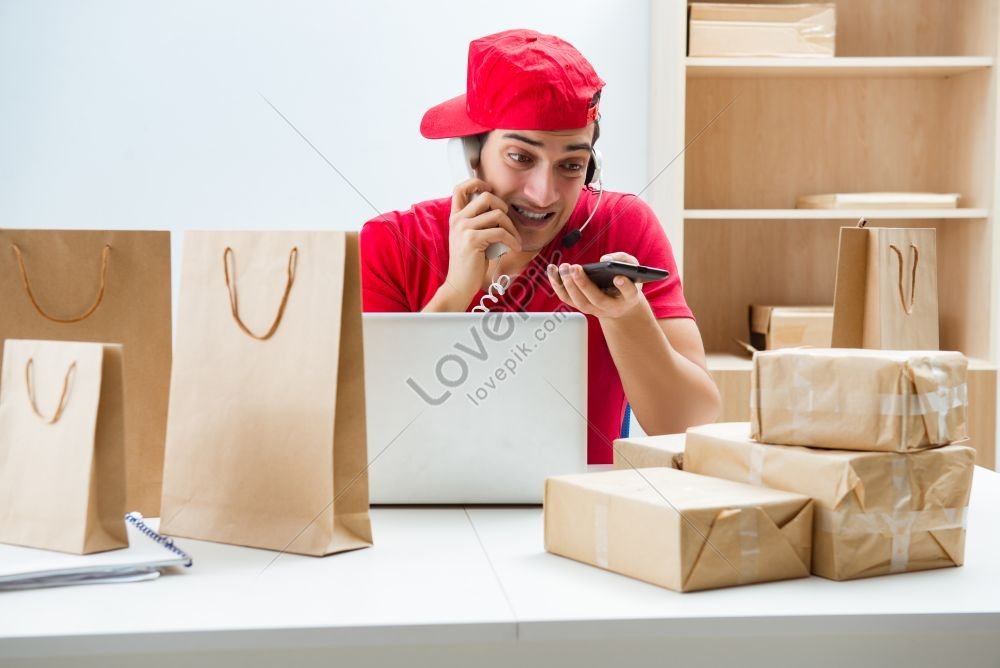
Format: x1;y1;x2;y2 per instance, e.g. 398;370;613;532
522;167;558;208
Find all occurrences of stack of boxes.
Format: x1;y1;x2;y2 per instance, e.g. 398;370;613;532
685;348;975;581
544;348;975;590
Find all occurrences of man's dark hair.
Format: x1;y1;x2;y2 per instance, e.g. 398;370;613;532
475;116;601;151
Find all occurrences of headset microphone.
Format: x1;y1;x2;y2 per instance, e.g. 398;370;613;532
562;229;582;248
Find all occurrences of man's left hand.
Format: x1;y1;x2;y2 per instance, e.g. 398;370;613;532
546;252;648;321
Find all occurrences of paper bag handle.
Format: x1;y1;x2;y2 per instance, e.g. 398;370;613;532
10;244;111;324
889;243;919;315
223;246;298;341
24;358;76;424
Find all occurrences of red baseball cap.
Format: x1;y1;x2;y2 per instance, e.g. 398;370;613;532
420;29;605;139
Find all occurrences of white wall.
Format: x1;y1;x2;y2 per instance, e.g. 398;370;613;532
0;0;651;243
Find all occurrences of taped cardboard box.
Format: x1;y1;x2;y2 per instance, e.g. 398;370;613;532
751;348;968;452
685;422;975;581
613;433;685;470
749;305;833;351
689;3;835;58
544;467;813;592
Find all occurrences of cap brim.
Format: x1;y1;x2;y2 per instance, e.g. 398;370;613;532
420;93;492;139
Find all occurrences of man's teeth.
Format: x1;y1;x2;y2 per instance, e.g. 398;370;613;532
513;205;552;221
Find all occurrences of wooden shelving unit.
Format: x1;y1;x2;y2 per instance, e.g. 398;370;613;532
648;0;1000;468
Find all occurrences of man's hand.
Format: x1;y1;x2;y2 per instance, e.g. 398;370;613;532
546;252;648;321
425;178;522;312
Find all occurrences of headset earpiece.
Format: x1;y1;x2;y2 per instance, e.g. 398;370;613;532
585;146;603;187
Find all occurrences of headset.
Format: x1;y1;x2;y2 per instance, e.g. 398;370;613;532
564;146;603;248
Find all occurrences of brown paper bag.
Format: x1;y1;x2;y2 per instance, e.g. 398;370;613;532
544;468;813;592
0;339;127;554
832;222;939;350
160;231;371;556
685;422;975;580
0;230;172;516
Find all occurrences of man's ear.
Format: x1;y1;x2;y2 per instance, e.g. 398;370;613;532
471;133;486;179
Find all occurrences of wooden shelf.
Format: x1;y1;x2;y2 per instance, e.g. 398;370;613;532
684;208;990;220
686;57;994;78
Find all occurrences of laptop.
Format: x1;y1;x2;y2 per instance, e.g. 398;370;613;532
362;312;589;504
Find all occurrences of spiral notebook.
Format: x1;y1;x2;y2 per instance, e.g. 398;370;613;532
0;513;193;590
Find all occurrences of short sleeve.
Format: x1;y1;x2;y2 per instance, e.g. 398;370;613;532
360;219;411;312
608;195;693;321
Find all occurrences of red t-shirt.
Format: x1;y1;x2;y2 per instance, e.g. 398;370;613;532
359;187;693;464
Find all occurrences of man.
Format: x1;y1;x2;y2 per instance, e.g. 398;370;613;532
361;29;719;464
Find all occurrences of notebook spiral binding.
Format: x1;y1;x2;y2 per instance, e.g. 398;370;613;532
125;512;193;567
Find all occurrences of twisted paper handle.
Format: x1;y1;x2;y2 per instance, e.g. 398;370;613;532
24;358;77;424
10;244;111;323
223;246;298;340
889;243;919;315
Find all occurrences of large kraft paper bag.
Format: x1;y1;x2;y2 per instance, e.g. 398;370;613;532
0;340;128;554
160;231;371;556
685;422;975;580
544;467;812;592
750;348;968;452
832;223;939;350
0;230;171;516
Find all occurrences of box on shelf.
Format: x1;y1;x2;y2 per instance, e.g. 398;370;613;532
613;433;685;470
685;422;975;580
688;3;836;58
749;305;833;351
544;467;813;592
751;348;968;452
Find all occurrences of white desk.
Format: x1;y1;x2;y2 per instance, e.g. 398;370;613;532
2;469;999;668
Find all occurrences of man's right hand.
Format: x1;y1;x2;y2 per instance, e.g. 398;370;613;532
423;178;522;312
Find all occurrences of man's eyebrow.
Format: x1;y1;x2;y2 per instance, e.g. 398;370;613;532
502;133;592;153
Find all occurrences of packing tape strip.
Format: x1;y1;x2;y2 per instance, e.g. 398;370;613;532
815;506;968;573
761;384;967;418
738;508;760;584
890;456;914;572
594;500;609;569
748;442;765;487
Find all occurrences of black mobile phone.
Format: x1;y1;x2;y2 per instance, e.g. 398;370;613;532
581;261;670;289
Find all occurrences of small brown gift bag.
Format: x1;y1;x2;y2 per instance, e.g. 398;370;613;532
832;221;939;351
160;231;371;556
0;339;127;554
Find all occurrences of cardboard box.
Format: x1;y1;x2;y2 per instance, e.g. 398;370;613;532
544;467;813;592
613;433;685;470
689;3;836;58
751;348;968;452
685;422;975;580
749;305;833;351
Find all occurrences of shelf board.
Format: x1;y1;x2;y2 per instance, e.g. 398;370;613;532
684;208;990;220
686;57;994;78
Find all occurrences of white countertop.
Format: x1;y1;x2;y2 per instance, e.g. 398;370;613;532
2;468;999;665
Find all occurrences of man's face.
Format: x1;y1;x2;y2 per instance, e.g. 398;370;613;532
477;124;595;253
